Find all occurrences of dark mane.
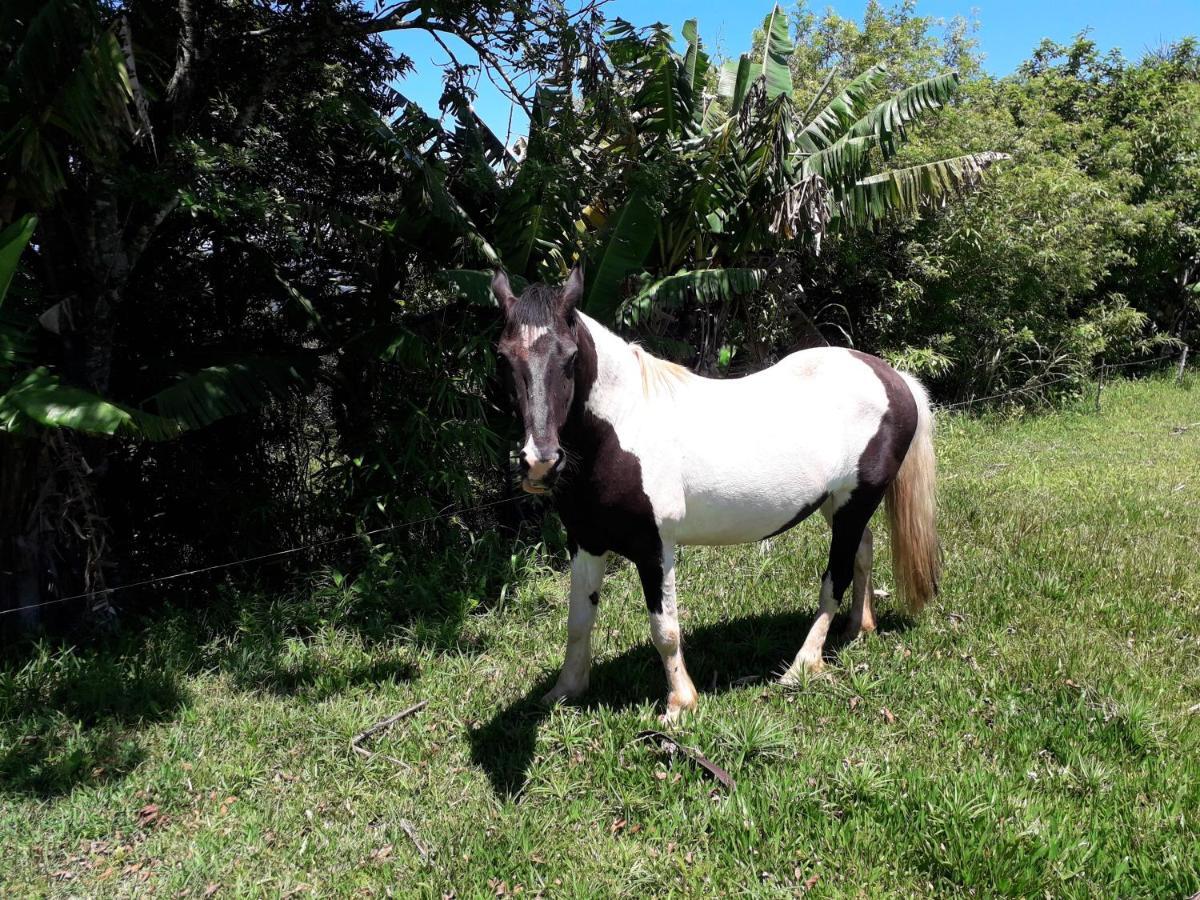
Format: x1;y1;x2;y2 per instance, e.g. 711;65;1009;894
511;283;561;326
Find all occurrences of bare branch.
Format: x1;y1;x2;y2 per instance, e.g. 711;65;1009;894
127;194;181;267
399;820;433;862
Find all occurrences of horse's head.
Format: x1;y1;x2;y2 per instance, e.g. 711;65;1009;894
493;266;584;494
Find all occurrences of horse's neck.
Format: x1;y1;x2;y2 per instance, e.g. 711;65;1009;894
575;312;644;425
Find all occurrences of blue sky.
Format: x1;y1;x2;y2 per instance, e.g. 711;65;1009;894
383;0;1198;139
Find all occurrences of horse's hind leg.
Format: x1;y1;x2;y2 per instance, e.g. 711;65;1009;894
782;492;881;682
841;526;876;641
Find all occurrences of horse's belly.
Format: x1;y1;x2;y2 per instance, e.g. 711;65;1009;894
669;482;831;546
644;347;888;547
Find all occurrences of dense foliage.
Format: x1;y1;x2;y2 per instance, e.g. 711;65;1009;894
787;3;1198;395
1;0;1195;624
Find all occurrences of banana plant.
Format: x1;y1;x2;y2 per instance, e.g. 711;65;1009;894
400;4;1005;345
575;6;1004;325
0;215;309;439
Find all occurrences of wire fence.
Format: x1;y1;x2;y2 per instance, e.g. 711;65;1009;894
0;494;522;619
1;346;1189;620
935;350;1180;412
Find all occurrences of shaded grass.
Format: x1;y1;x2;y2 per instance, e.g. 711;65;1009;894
1;375;1198;897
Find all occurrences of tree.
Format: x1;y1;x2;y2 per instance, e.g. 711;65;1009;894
0;0;587;620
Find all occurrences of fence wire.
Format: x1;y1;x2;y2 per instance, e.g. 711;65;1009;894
936;351;1178;411
0;494;521;618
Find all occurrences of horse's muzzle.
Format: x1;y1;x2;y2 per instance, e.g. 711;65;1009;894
521;477;553;495
520;446;561;482
520;446;564;491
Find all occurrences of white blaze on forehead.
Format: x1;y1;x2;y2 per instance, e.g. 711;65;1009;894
513;321;557;477
523;346;550;462
518;324;549;345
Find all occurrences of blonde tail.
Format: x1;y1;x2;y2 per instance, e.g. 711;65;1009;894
885;374;940;614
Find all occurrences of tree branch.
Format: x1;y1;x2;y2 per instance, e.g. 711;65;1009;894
127;194;181;267
424;26;532;116
355;1;425;34
166;0;197;101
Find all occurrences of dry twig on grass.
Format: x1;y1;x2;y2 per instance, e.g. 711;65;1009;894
350;700;428;768
635;730;736;790
398;819;432;862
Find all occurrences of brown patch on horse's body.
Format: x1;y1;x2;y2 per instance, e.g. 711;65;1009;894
557;325;666;612
761;493;828;540
820;352;920;601
848;350;919;491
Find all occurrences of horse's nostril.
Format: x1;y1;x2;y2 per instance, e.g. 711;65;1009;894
518;450;531;473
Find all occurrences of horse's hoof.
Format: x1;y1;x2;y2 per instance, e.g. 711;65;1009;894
840;620;875;642
780;656;824;685
542;681;586;705
659;690;698;726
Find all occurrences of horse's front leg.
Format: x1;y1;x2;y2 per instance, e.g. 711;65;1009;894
638;543;698;724
543;549;607;703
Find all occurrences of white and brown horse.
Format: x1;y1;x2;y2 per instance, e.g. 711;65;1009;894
493;267;940;722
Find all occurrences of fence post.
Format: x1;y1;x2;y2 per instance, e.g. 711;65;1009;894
1178;344;1190;385
1095;359;1105;412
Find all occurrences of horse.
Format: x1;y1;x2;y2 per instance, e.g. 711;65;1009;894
492;266;940;722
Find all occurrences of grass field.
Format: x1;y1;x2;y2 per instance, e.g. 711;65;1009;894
2;375;1199;897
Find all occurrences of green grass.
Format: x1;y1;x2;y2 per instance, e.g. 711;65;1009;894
2;375;1199;897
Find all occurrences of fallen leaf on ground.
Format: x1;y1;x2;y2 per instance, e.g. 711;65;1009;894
137;804;160;828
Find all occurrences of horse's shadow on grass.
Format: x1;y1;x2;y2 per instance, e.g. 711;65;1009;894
469;608;913;797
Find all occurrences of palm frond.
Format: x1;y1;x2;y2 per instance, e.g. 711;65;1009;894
631;25;692;138
2;3;139;203
0;214;37;305
801;135;877;192
440;269;529;307
0;367;135;436
0;312;34;370
583;188;659;322
716;54;753;119
492;86;580;278
757;5;795;100
847;73;960;157
143;357;311;434
838;151;1010;227
797;64;887;152
620;268;766;326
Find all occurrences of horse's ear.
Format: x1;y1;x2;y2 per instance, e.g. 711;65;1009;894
491;268;518;314
560;263;584;313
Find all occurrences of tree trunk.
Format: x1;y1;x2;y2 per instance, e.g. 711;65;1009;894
1;185;130;626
